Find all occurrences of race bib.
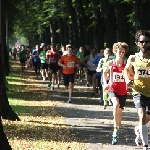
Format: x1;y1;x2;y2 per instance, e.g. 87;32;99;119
113;72;124;82
138;67;150;78
68;61;75;67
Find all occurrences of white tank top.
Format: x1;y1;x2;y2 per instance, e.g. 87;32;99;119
87;54;97;71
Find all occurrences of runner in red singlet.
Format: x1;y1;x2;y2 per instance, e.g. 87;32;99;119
46;43;59;91
103;42;129;145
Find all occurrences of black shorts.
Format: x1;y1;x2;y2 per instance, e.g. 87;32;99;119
109;91;127;109
96;76;102;90
79;63;84;69
41;63;48;69
87;69;96;76
133;93;150;115
48;64;58;74
20;59;26;64
57;65;62;70
63;73;75;86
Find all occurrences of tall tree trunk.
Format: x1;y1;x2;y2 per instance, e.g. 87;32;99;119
44;26;51;45
75;0;88;46
66;0;79;48
0;119;12;150
101;0;116;48
133;0;150;30
114;1;131;45
92;0;104;49
0;0;20;121
0;1;12;148
58;18;65;46
63;18;70;47
78;19;85;47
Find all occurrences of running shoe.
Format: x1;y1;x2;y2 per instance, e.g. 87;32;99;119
50;84;54;91
87;83;90;87
57;84;60;88
143;147;148;150
112;128;119;145
103;105;107;109
99;98;103;103
48;82;51;87
134;126;142;146
67;99;71;103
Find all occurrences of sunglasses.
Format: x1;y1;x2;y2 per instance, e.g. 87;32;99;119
139;41;149;44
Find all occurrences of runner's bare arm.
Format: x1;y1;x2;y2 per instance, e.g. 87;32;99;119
103;60;113;85
124;55;135;84
96;59;103;72
82;55;89;67
58;57;65;68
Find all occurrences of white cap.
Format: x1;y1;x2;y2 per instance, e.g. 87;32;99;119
41;43;45;47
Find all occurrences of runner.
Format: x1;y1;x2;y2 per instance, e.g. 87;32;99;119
11;45;17;60
124;30;150;150
97;48;111;108
46;43;59;91
33;52;40;78
72;48;78;84
19;45;27;73
83;48;98;97
93;49;104;95
56;44;63;88
76;47;84;82
103;42;129;145
58;46;78;103
83;42;91;86
39;45;48;81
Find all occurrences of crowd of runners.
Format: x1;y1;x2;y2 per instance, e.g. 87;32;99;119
11;30;150;150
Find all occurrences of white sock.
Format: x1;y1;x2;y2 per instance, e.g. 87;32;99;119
139;125;148;147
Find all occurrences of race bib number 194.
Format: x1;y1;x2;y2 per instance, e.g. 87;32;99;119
113;72;124;82
68;61;75;67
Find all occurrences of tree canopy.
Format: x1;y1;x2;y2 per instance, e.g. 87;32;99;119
5;0;150;52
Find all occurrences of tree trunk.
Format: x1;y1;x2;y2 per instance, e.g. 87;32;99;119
75;0;88;46
101;0;117;48
0;119;12;150
66;0;79;48
114;1;131;44
133;0;150;30
0;0;20;121
0;1;13;147
58;18;65;46
63;18;70;47
92;0;104;49
78;19;85;47
44;26;51;45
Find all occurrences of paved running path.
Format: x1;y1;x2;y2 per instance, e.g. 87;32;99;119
54;83;150;150
31;75;149;150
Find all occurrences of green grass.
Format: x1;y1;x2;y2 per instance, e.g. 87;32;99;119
3;61;85;150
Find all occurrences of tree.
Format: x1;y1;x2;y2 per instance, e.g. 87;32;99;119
133;0;150;30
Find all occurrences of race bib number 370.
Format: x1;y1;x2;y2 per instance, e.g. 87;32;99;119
68;61;75;67
113;72;124;82
138;67;150;78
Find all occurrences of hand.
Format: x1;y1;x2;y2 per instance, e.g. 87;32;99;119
76;64;79;68
126;80;134;86
62;65;67;69
103;84;109;90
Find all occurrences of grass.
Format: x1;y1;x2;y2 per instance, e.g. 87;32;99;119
2;60;85;150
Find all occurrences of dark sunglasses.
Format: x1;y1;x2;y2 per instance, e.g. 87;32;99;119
139;41;149;44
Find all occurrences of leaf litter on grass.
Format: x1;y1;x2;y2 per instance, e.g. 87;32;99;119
3;62;86;150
